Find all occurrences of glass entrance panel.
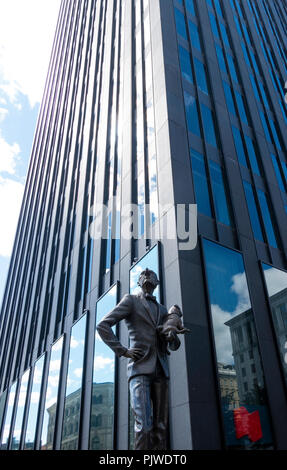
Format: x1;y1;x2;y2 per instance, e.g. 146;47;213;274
202;239;273;449
89;284;118;450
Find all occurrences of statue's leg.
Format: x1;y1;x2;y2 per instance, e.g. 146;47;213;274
151;376;169;450
129;375;153;450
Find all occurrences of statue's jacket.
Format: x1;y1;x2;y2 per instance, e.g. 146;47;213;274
96;292;180;380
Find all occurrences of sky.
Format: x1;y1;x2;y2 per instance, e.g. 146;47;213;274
0;0;61;306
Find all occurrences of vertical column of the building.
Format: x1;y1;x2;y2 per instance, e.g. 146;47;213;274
147;0;194;450
116;0;134;451
0;0;70;391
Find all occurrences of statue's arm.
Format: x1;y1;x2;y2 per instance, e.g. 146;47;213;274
96;294;133;357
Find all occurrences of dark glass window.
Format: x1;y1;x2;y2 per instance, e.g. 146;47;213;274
178;45;193;83
235;91;249;125
259;111;272;143
185;0;195;16
216;44;228;73
90;284;117;450
184;92;201;136
209;160;231;225
223;81;236;116
209;11;220;37
190;148;212;217
232;126;248;167
194;58;208;94
243;181;264;242
244;135;260;176
227;54;239;83
188;20;202;50
262;264;287;387
174;7;188;40
202;239;274;450
271;154;285;192
220;23;231;48
256;188;278;248
200;103;217;147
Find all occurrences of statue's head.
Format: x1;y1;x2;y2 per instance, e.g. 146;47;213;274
137;268;159;293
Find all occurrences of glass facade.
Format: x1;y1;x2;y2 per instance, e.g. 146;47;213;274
202;239;273;449
0;0;287;452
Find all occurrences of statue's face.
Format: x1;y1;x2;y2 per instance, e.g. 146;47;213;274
141;281;155;295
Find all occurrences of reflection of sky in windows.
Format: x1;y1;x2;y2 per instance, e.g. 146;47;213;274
93;284;118;384
1;381;17;445
12;369;30;449
263;264;287;297
41;336;63;447
203;239;251;365
65;315;86;397
129;245;159;301
24;354;45;448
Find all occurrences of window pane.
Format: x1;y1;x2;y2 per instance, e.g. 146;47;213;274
179;45;193;83
271;154;285;192
184;92;201;136
190;148;212;217
24;355;45;450
223;81;236;115
188;20;201;50
61;315;87;450
244;135;260;176
11;369;30;450
185;0;195;16
262;264;287;387
256;188;278;248
209;12;219;37
209;160;231;225
235;91;249;125
0;382;17;449
89;284;117;450
232;126;248;167
201;103;217;147
216;44;227;73
202;239;274;449
227;54;239;83
243;181;264;242
194;58;208;94
40;336;64;450
174;8;188;40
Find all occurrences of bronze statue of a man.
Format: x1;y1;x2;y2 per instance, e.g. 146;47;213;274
96;268;182;450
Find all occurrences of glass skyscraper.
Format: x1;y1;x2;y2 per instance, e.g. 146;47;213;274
0;0;287;450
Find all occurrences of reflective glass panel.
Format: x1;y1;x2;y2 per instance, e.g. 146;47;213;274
0;382;17;449
256;189;277;248
11;369;30;450
190;148;212;217
24;354;45;449
262;264;287;387
89;284;117;450
209;160;231;226
201;104;217;147
40;336;63;450
188;20;202;50
184;92;200;136
0;390;7;439
243;181;264;242
61;315;87;450
129;245;160;449
179;45;193;84
174;8;188;40
194;58;209;94
203;239;273;449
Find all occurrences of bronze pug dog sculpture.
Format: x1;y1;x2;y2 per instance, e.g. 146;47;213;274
157;304;190;354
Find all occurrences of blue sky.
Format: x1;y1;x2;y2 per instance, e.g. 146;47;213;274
0;0;61;306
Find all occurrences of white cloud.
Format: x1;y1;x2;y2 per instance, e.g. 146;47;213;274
0;0;61;108
0;107;8;123
263;267;287;297
0;176;24;257
93;355;114;372
0;130;20;174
